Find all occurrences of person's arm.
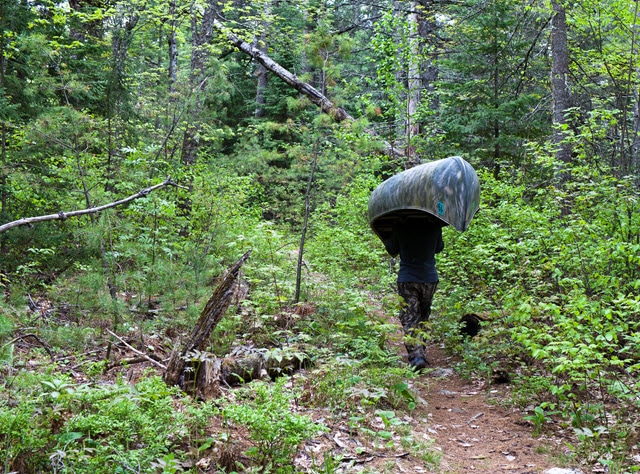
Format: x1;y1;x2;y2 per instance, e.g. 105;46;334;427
435;226;444;254
383;233;399;257
383;223;400;257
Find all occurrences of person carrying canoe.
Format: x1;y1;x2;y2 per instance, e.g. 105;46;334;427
383;215;445;371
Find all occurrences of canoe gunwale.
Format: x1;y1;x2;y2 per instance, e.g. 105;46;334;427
369;207;451;225
369;208;455;242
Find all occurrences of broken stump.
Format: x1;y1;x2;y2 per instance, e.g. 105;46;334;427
163;250;251;398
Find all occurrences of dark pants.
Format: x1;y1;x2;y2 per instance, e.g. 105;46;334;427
397;281;438;358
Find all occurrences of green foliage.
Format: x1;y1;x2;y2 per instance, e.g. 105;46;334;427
1;0;640;469
0;303;15;366
432;163;640;468
0;372;217;473
303;326;419;415
222;378;326;472
306;164;391;283
436;0;550;167
523;405;560;437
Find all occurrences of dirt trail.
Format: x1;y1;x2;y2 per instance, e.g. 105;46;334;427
299;337;581;473
413;344;559;473
353;313;566;473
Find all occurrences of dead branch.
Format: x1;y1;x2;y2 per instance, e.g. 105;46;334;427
214;20;404;158
106;329;167;370
0;177;188;234
1;333;55;360
104;355;167;372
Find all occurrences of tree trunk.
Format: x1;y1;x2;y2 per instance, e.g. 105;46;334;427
0;122;6;257
254;1;272;118
254;39;269;118
181;0;220;165
105;8;139;192
405;2;421;163
550;0;572;183
168;0;179;92
294;144;318;304
623;0;639;179
418;0;438;112
632;89;640;182
0;35;6;252
0;35;6;244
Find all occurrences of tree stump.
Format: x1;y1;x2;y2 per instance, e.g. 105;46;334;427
163;250;251;398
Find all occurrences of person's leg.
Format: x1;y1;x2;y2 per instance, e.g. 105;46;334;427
418;281;438;322
397;282;428;369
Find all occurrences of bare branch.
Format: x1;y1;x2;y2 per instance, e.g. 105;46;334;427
1;333;55;360
106;329;167;370
0;177;187;234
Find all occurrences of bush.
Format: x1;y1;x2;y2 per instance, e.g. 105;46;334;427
222;378;326;472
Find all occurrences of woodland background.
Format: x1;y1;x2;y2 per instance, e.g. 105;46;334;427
0;0;639;472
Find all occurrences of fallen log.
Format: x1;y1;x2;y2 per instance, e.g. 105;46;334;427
213;19;405;158
163;250;251;398
107;343;305;391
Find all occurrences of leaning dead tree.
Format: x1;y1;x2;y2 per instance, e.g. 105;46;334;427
214;19;405;158
0;177;185;234
164;250;254;399
103;249;303;393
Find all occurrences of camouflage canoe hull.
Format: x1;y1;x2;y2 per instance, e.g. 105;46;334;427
368;156;480;241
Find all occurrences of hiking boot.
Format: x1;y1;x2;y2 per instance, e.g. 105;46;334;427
409;355;428;371
408;349;428;372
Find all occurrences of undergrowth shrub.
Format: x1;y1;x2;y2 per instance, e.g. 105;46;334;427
306;169;390;285
221;378;326;473
0;371;216;473
0;306;14;366
305;359;418;415
437;165;640;468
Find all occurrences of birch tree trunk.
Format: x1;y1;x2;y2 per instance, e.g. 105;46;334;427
632;89;640;181
168;0;179;93
405;2;421;163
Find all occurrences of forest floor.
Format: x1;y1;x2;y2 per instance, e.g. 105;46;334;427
17;297;590;473
403;344;561;473
293;342;586;474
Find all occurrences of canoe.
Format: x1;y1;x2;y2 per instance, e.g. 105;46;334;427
368;156;480;241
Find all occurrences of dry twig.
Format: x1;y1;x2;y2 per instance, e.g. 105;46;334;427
1;333;54;360
106;329;167;370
